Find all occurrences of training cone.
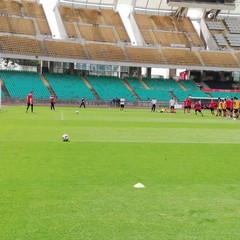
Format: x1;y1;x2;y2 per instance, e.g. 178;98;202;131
134;183;145;188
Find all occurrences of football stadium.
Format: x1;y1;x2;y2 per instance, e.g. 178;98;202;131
0;0;240;239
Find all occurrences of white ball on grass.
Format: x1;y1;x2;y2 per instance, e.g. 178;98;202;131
62;134;69;142
76;110;79;114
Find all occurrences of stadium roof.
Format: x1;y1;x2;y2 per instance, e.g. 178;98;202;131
60;0;240;15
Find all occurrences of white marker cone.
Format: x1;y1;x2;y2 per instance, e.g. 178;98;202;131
134;183;145;188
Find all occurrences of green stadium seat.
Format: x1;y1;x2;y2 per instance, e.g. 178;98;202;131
44;73;96;100
86;76;136;101
0;70;49;98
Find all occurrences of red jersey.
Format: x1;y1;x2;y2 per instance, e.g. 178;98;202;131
184;100;187;107
27;93;33;104
50;95;55;103
225;99;232;109
187;98;192;107
209;101;215;109
194;102;201;111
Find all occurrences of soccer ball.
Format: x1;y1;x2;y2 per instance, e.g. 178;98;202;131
62;134;69;142
76;110;79;114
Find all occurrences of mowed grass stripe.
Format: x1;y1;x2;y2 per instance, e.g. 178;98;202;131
0;106;240;240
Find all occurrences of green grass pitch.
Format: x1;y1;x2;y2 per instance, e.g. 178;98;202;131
0;106;240;240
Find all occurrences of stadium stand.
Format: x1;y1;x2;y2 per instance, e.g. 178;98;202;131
125;77;171;101
0;0;51;36
125;47;165;64
0;71;49;98
0;16;36;35
206;16;240;49
44;40;87;59
199;51;238;68
204;80;234;89
86;76;136;101
86;43;126;62
173;90;209;101
162;48;202;66
0;35;43;56
134;14;204;47
78;25;117;43
58;5;130;43
134;89;171;101
44;73;96;100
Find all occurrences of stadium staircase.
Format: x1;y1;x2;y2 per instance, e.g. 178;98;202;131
81;76;101;100
177;81;187;91
40;74;57;98
0;78;10;97
121;78;140;101
140;78;150;89
195;51;206;66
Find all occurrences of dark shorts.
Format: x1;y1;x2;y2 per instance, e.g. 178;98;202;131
234;109;239;113
226;108;231;111
218;109;222;113
195;109;201;112
184;106;188;109
210;108;214;112
187;106;191;109
170;106;174;109
120;104;124;108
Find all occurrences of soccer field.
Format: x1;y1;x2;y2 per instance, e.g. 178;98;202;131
0;106;239;240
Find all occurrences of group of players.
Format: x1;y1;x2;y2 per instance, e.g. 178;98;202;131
26;91;88;113
26;91;240;119
184;97;240;119
26;91;126;112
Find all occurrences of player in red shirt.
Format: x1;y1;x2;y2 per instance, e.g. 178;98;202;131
225;97;232;118
194;100;203;116
187;98;192;113
50;94;55;111
26;91;33;113
209;100;215;116
183;98;188;114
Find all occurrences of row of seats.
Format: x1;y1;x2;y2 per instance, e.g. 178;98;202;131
0;0;47;20
1;36;239;68
59;6;124;27
60;6;130;43
1;71;239;102
207;18;240;49
0;71;49;98
135;14;204;47
44;73;96;100
86;76;136;101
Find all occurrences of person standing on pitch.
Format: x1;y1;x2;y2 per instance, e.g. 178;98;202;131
169;97;176;113
50;94;55;111
194;100;203;116
79;98;86;108
151;98;157;112
120;96;125;111
26;90;33;113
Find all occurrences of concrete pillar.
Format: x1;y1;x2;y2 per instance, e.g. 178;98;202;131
41;60;49;74
136;67;142;78
49;61;54;73
146;68;151;78
219;71;225;81
169;69;176;79
201;70;207;81
69;63;74;75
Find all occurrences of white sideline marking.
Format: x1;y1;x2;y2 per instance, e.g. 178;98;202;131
0;139;239;144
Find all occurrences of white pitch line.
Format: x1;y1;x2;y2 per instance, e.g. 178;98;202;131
0;139;239;144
